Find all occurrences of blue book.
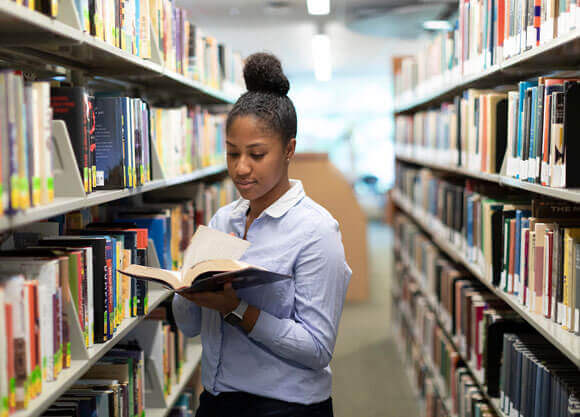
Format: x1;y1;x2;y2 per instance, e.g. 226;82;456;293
517;81;538;178
117;216;170;270
467;198;474;253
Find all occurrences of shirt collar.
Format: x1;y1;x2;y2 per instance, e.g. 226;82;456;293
230;179;305;219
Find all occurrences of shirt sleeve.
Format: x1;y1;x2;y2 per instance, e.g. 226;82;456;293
172;293;202;337
248;221;351;370
172;213;222;337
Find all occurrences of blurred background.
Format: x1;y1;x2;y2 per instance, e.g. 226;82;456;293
175;0;457;217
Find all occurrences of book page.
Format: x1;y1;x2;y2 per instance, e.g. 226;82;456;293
181;225;250;280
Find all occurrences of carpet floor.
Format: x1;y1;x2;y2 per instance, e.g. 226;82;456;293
331;222;420;417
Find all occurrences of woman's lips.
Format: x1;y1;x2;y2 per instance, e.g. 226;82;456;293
235;180;257;190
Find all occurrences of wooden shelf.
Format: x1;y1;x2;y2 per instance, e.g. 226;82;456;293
394;28;580;114
0;2;240;104
1;164;227;234
13;287;172;417
392;189;580;368
395;153;580;203
148;342;203;417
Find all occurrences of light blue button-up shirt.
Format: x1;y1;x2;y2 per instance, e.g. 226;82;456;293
172;179;351;405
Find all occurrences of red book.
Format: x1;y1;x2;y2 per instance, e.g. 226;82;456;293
498;0;505;48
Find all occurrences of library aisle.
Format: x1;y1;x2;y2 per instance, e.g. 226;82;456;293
332;222;420;417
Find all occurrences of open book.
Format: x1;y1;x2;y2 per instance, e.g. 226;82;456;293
118;225;291;293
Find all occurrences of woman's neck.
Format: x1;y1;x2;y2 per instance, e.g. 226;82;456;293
249;177;291;220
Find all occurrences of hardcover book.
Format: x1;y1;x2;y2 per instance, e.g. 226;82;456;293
119;226;290;293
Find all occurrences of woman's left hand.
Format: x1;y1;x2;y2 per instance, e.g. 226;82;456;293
183;282;241;315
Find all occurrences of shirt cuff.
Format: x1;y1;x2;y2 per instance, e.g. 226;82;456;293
248;309;280;345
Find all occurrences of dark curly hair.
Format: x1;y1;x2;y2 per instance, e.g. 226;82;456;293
226;53;297;145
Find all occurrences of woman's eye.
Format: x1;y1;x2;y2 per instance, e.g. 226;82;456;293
251;154;265;159
227;152;240;158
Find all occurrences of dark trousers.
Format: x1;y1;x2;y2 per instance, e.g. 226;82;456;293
195;390;334;417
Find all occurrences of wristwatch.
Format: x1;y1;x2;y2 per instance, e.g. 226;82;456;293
224;300;249;326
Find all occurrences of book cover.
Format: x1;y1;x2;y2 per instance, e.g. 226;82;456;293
51;87;91;194
120;226;290;293
93;97;125;189
562;81;580;187
38;238;107;344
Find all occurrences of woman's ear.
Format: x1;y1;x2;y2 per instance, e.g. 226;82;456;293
286;138;296;162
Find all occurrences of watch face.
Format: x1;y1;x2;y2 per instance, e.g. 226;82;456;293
224;312;242;326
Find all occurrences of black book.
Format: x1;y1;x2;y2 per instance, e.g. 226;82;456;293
51;87;91;193
93;97;125;189
562;81;580;187
58;397;97;417
495;98;509;174
455;95;462;166
491;208;506;287
484;315;530;397
38;238;108;343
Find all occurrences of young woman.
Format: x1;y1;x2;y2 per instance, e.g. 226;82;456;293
172;52;351;417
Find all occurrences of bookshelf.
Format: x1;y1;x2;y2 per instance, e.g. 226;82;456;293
0;164;227;234
391;189;580;368
394;153;580;204
148;342;203;417
394;28;580;114
395;248;506;417
0;1;241;105
0;2;242;416
12;285;172;417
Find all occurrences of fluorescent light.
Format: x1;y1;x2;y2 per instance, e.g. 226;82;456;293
307;0;330;15
312;34;331;81
422;20;453;31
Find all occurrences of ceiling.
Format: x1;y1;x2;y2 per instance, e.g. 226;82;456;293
175;0;454;79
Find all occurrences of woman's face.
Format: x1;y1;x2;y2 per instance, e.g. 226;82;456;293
226;115;294;203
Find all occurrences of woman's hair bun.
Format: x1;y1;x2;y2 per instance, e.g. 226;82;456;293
243;52;290;96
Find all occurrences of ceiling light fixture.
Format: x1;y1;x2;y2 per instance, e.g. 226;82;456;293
422;20;453;31
307;0;330;15
312;34;332;81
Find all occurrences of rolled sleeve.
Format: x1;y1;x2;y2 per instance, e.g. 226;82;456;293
172;293;202;337
248;221;351;370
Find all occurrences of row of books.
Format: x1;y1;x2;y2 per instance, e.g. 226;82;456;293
395;213;528;396
51;86;154;193
0;76;229;215
10;0;244;93
0;73;54;214
131;301;189;399
395;77;580;188
394;218;580;416
395;162;580;335
150;105;226;179
500;333;580;417
39;343;146;417
394;90;508;174
394;291;500;417
0;177;234;415
394;0;580;100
